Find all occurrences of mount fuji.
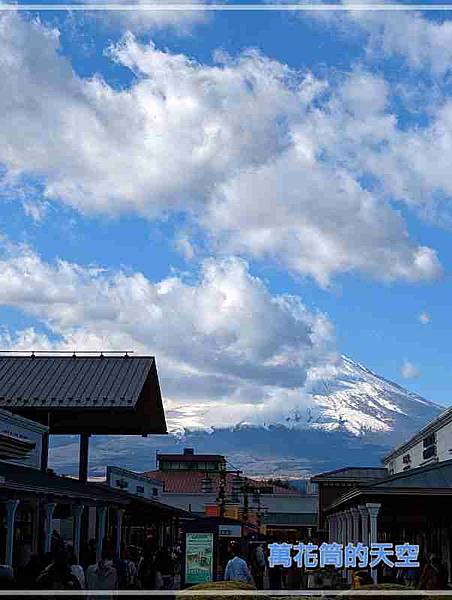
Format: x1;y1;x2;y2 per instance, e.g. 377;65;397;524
49;356;444;479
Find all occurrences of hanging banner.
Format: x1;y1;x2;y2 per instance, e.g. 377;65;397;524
185;532;214;585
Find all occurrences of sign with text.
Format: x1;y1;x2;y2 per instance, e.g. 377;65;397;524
185;532;214;585
219;524;242;538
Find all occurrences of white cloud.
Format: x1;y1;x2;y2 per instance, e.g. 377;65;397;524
22;200;49;223
0;240;336;430
83;0;209;34
175;236;196;261
204;145;441;287
0;17;301;216
0;14;443;286
401;360;419;380
418;312;431;325
352;11;452;76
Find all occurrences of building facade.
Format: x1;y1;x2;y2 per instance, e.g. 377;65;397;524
314;407;452;584
143;448;317;539
383;406;452;474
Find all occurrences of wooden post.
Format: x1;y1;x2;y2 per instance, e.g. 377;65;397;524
79;433;90;483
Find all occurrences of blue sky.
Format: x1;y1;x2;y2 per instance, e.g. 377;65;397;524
0;3;452;436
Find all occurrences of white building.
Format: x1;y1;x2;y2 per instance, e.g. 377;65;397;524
383;406;452;474
106;465;164;499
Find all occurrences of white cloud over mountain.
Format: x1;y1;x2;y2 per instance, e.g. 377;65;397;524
0;240;335;431
0;13;444;286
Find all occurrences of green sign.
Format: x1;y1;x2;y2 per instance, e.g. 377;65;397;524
185;532;214;585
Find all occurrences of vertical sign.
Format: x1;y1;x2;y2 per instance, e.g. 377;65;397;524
185;532;214;585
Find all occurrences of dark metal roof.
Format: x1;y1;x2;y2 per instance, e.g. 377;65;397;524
263;512;317;527
311;467;388;482
369;458;452;489
0;461;191;518
325;459;452;512
0;356;152;409
0;460;129;504
0;355;167;435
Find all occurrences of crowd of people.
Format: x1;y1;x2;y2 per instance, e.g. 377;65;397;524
1;530;450;591
223;540;451;590
0;529;181;591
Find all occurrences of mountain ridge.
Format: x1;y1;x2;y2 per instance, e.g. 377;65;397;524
49;355;445;478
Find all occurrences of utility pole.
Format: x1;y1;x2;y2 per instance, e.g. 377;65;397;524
217;469;226;517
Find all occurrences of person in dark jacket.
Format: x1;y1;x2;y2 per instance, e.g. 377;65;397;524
138;537;157;589
418;553;448;590
36;549;81;590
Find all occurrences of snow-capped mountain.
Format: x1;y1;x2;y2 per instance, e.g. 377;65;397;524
49;356;444;478
283;355;442;438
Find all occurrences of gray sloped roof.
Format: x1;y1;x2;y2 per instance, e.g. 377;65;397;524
369;458;452;489
312;467;388;482
263;512;317;526
0;355;153;409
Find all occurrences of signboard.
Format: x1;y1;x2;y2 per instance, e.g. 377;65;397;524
0;409;47;470
218;524;242;538
185;532;214;585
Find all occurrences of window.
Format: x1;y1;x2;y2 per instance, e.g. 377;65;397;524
115;479;128;489
152;487;159;496
136;485;144;494
422;433;437;460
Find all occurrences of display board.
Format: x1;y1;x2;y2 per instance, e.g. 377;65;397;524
184;532;214;585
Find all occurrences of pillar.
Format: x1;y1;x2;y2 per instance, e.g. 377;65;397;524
328;515;334;542
41;432;49;472
44;502;57;553
345;510;353;583
367;502;381;583
350;507;360;544
31;498;40;554
345;510;353;545
4;500;19;567
326;516;332;542
115;509;125;558
96;505;107;562
338;512;346;546
333;514;339;543
79;433;90;483
72;504;85;562
358;505;369;546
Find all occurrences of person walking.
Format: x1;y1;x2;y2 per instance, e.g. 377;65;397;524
86;548;118;591
224;541;254;584
67;547;85;589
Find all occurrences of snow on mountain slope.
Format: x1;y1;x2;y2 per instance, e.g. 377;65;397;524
48;355;444;478
282;355;442;436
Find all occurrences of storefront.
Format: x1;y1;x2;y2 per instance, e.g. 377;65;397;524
323;458;452;584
